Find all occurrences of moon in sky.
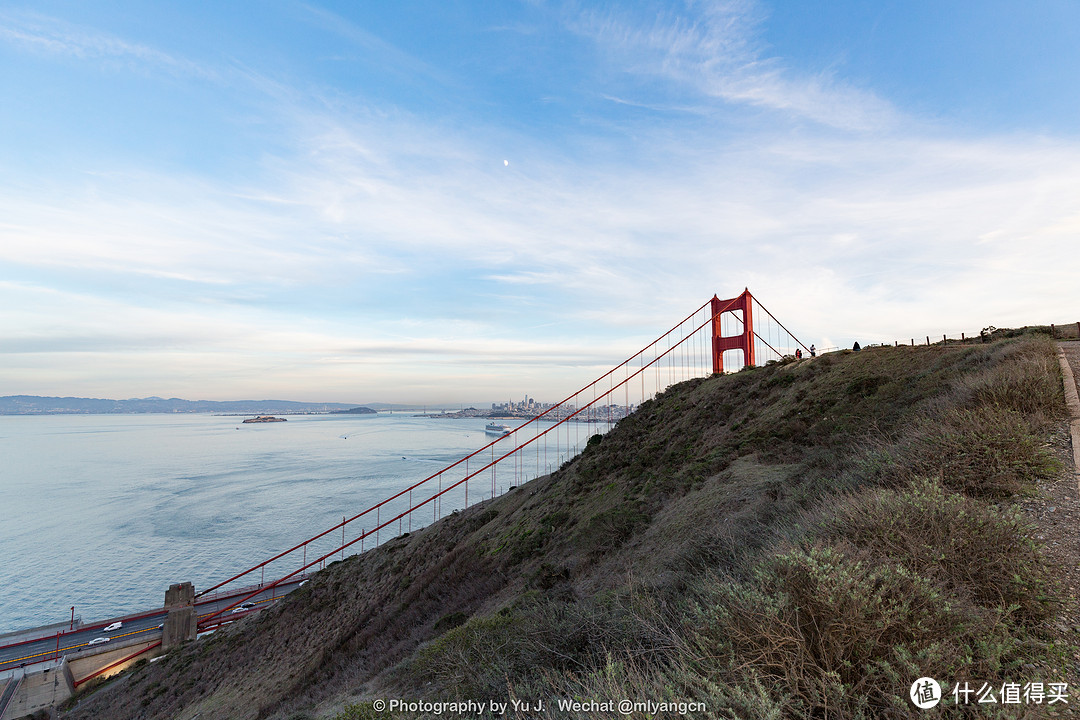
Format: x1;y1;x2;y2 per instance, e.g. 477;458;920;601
504;159;509;166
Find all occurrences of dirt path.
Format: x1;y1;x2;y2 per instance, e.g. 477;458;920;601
1059;342;1080;494
1061;342;1080;408
1028;343;1080;697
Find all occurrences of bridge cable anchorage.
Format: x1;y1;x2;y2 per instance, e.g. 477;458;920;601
194;290;798;624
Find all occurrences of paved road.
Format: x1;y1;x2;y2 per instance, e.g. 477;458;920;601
0;580;306;672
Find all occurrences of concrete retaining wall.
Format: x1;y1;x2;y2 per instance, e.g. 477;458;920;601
0;658;73;720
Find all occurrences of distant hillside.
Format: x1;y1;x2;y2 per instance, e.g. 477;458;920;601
60;336;1074;720
328;406;377;415
0;395;358;415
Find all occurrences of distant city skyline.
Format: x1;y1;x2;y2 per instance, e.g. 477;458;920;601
2;2;1078;403
0;393;563;414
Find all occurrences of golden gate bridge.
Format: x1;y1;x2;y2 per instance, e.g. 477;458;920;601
194;288;808;626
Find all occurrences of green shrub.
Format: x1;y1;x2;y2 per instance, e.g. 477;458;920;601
903;405;1058;497
577;503;649;553
432;610;469;636
693;546;1016;717
821;479;1056;624
961;339;1064;422
329;703;393;720
403;594;670;700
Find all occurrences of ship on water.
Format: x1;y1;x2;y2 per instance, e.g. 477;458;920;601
485;422;511;435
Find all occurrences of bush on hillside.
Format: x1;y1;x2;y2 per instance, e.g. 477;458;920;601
903;405;1058;498
693;545;1022;718
819;479;1056;624
402;592;672;700
958;338;1064;423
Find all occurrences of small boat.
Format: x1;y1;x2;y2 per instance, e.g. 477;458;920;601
485;422;511;436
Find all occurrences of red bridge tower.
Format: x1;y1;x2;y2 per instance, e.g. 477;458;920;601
711;288;755;373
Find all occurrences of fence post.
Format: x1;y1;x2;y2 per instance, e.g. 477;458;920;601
926;336;930;346
1051;323;1055;338
943;334;947;345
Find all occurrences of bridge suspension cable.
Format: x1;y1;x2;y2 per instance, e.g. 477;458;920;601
195;289;805;624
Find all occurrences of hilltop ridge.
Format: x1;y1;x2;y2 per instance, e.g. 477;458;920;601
60;336;1076;719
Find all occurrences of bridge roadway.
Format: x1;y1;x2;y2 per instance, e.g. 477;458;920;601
0;578;306;673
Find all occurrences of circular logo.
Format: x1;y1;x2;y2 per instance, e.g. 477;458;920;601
910;677;941;709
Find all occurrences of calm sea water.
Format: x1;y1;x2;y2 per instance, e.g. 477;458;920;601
0;412;579;634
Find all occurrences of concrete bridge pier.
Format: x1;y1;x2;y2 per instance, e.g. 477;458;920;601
162;582;197;650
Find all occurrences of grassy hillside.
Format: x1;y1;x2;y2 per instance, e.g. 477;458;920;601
60;336;1073;720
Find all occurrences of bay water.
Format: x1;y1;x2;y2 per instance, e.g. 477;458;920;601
0;412;574;634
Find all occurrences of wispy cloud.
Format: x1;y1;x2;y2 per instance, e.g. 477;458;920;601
5;106;1079;365
297;3;457;88
0;9;218;80
568;0;897;131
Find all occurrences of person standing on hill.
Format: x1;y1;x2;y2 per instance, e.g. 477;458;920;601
810;344;816;357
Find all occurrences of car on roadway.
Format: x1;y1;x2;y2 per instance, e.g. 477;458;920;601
88;637;110;646
103;622;122;632
230;602;257;614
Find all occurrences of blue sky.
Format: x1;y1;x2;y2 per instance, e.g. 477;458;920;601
2;1;1078;403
